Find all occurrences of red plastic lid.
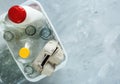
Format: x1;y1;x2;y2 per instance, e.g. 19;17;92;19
8;5;26;23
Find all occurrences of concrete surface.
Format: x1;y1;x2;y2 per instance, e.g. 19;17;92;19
0;0;120;84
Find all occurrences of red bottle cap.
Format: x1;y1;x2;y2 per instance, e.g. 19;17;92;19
8;5;26;23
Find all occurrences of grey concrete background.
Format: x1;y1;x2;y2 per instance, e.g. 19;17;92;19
0;0;120;84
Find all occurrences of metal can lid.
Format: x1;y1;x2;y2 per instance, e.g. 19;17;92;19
24;65;34;75
40;28;52;40
25;25;36;36
3;31;14;41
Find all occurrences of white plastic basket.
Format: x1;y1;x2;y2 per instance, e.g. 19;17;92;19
0;0;67;82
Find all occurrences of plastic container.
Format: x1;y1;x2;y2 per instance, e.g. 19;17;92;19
0;0;67;82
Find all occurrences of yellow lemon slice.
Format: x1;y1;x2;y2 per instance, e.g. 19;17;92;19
19;47;30;58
